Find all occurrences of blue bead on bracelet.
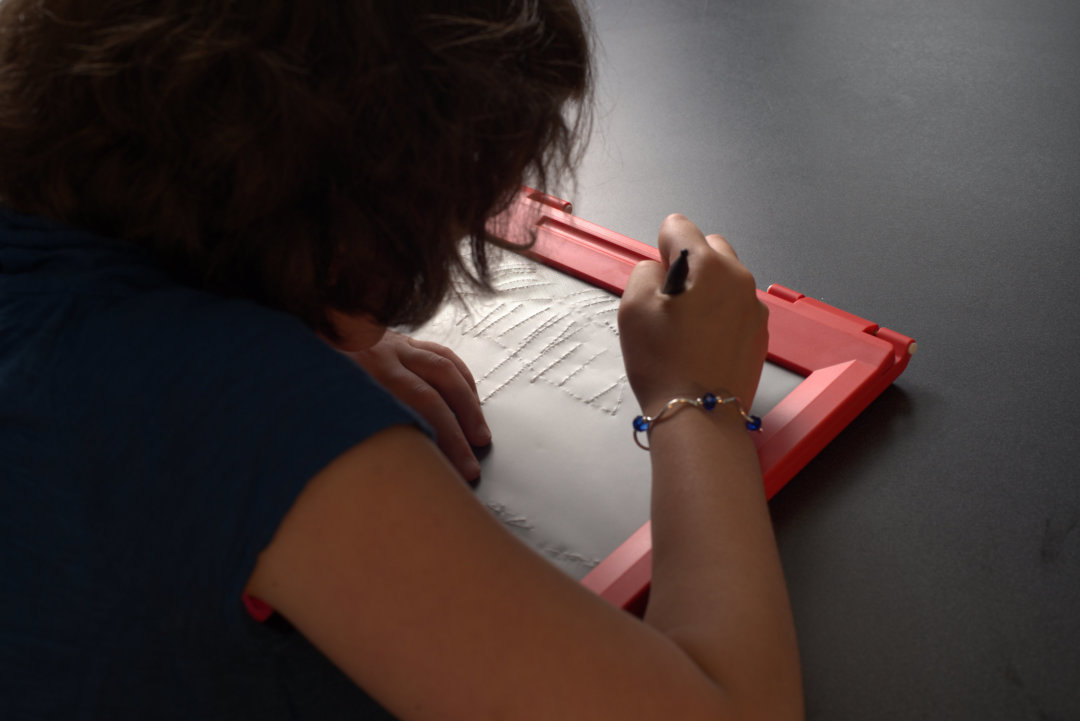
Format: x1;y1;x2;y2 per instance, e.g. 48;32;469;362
632;391;761;450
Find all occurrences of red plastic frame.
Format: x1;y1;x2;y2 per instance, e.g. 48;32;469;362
491;188;916;614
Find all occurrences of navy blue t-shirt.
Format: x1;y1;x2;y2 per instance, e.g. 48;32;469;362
0;208;423;719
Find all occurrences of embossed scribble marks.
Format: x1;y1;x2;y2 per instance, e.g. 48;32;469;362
486;503;601;571
455;258;627;414
486;503;534;531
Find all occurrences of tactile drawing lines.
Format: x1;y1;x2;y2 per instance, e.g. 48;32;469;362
433;255;627;416
412;251;650;580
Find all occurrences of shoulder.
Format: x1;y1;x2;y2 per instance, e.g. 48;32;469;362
3;209;428;506
65;277;429;484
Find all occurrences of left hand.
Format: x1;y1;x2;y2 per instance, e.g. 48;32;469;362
344;330;491;481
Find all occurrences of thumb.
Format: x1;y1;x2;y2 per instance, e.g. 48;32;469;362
621;258;665;305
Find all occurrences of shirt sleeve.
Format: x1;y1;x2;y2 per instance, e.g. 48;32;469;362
1;217;416;716
56;285;429;641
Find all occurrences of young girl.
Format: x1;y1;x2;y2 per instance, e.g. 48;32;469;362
0;1;802;719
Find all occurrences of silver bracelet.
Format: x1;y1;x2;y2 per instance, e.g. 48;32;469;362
632;391;762;450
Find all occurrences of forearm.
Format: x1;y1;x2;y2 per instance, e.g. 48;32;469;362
643;408;803;719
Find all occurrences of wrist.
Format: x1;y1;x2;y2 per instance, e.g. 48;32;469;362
645;405;763;485
632;390;761;451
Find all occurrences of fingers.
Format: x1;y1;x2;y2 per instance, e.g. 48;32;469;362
620;214;768;415
704;233;738;261
402;374;485;482
407;337;479;397
657;213;710;267
624;214;715;303
397;341;490;448
349;332;490;482
627;215;744;303
656;215;745;289
622;256;666;304
392;348;488;483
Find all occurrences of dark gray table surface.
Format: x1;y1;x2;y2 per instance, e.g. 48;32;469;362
573;1;1080;719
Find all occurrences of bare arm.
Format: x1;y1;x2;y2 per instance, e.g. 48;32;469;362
246;215;802;720
620;214;803;719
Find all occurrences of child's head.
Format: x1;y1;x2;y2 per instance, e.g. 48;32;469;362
0;0;591;333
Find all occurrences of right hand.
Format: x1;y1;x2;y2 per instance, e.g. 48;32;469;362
618;213;769;417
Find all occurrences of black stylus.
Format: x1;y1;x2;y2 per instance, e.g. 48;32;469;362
662;248;690;295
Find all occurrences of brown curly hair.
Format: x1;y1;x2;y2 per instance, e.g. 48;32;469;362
0;0;591;335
